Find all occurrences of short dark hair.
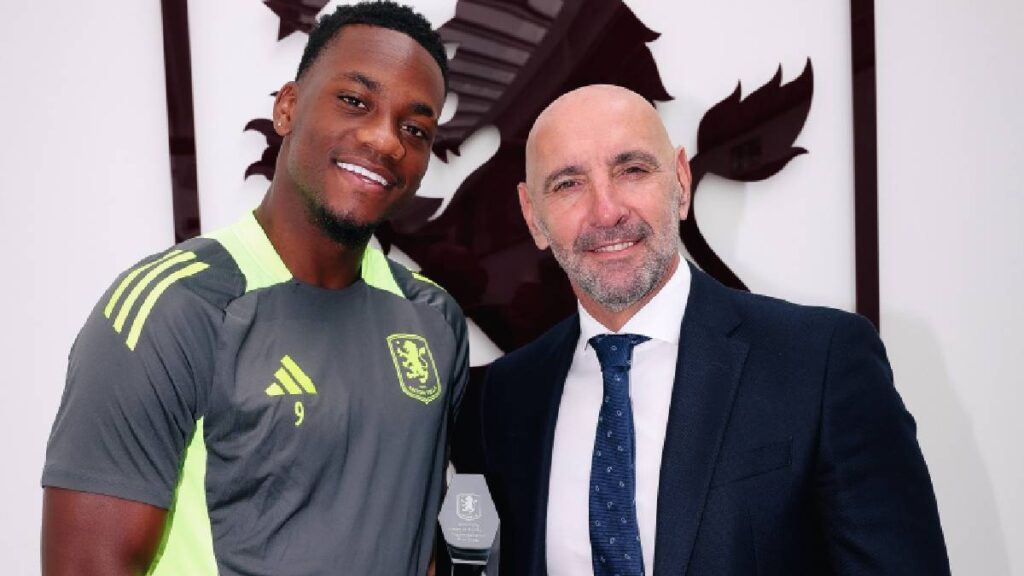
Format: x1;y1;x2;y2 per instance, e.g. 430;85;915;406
295;1;448;90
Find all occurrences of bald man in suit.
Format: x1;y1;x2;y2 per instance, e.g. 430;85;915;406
477;85;949;575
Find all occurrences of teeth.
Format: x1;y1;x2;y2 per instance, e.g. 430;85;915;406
337;162;389;186
594;242;636;253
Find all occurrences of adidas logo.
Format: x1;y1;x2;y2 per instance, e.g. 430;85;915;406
104;249;209;351
265;355;318;397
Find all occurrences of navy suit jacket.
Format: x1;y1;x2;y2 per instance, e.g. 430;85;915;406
479;263;950;575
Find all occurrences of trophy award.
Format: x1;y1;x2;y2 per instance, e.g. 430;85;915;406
437;473;499;575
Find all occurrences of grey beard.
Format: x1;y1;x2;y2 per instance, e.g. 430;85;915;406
543;219;677;312
574;256;668;312
551;232;674;312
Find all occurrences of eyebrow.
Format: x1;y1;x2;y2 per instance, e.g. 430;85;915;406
336;72;437;120
340;72;380;92
411;102;437;119
611;149;661;168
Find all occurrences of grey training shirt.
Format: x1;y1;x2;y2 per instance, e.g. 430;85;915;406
43;213;469;575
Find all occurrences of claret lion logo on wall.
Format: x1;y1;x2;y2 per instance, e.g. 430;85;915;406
243;0;815;355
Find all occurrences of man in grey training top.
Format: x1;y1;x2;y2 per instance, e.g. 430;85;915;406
41;3;467;575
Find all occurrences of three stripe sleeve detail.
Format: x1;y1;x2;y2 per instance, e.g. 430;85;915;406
104;250;209;351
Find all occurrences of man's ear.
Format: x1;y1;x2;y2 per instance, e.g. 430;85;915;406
273;81;298;136
675;145;693;220
517;182;550;250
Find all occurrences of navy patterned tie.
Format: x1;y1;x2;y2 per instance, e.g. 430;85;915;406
588;333;649;576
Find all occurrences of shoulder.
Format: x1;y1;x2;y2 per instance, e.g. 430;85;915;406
385;256;468;340
96;236;246;352
489;314;579;380
156;235;247;303
690;265;869;346
739;290;853;336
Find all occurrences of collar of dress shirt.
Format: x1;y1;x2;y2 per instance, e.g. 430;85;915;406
578;255;691;351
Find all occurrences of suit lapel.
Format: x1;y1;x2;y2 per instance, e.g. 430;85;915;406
525;315;579;576
653;265;749;576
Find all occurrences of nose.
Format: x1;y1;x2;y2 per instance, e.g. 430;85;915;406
356;112;404;160
588;177;628;228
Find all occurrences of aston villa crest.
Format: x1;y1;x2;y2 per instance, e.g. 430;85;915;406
456;493;482;522
387;333;442;404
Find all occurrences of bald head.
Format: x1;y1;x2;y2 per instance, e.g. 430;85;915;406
524;85;677;195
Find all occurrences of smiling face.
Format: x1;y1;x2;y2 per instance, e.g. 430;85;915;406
274;24;445;247
519;85;691;320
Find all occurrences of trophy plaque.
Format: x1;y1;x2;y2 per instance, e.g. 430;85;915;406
438;474;499;575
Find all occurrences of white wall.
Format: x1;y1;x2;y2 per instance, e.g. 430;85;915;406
1;2;174;574
1;1;1020;574
876;2;1024;574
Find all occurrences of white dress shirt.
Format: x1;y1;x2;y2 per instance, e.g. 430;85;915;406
546;259;691;575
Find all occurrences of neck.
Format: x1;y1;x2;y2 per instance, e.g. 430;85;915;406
577;255;680;332
254;180;366;290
